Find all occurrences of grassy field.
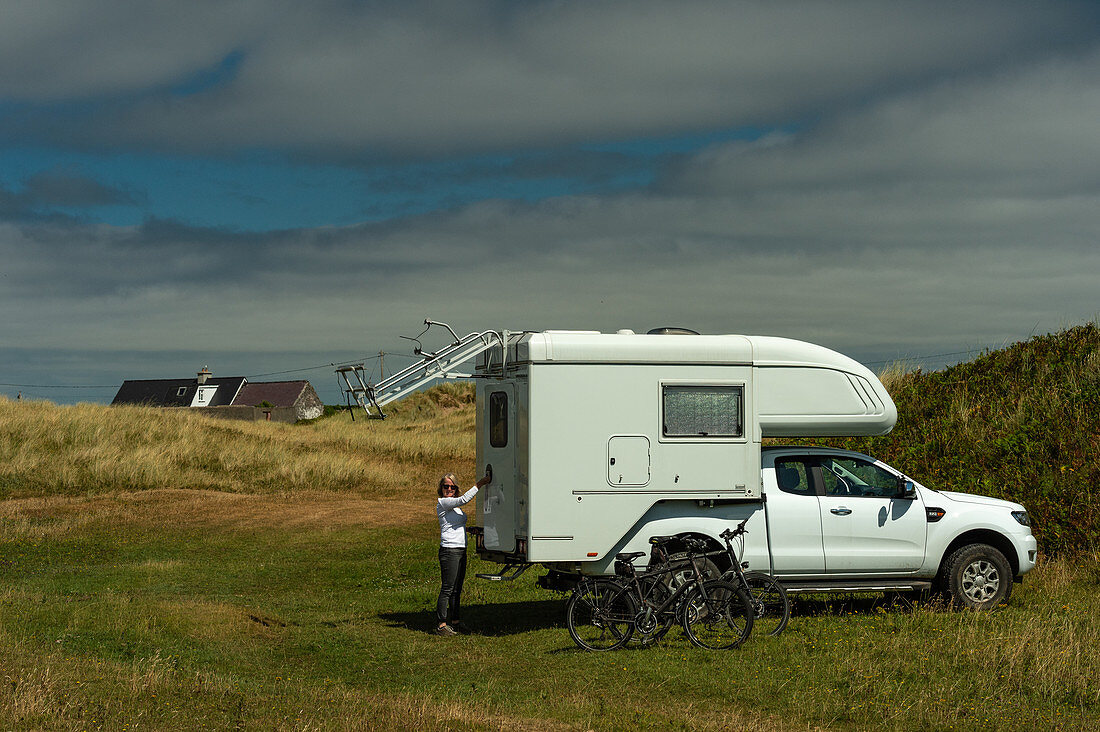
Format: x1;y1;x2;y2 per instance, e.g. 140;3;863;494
0;382;477;501
1;489;1098;731
2;329;1099;730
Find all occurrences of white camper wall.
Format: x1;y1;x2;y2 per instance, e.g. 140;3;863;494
524;362;760;563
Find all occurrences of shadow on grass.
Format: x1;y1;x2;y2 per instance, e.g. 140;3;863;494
379;598;567;636
789;592;939;617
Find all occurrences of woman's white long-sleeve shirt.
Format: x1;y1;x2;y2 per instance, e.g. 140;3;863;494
437;486;478;548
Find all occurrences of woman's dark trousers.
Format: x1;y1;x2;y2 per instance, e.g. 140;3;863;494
437;547;467;624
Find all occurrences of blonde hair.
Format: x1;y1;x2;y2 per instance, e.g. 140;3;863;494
438;472;458;497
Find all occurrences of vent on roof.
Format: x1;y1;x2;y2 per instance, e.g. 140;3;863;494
647;327;700;335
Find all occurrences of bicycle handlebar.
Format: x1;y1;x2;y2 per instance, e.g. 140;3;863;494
719;518;750;541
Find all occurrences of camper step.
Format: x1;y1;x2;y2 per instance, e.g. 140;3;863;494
779;580;934;594
475;563;533;582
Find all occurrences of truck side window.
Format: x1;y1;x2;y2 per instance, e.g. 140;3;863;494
662;385;743;438
489;391;508;448
821;457;897;497
774;459;813;496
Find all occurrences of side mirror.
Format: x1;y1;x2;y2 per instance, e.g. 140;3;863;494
896;477;916;499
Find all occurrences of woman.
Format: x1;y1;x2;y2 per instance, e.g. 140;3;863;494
435;470;491;635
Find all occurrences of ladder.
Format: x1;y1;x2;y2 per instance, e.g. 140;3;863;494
337;320;504;419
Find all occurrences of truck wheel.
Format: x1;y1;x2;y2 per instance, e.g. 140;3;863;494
661;553;721;588
943;544;1012;610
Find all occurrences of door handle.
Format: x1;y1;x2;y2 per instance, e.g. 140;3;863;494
830;507;853;516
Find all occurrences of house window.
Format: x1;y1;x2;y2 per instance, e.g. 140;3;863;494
662;385;743;438
176;387;187;396
489;391;508;448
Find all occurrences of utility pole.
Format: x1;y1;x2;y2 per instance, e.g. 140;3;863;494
379;351;384;380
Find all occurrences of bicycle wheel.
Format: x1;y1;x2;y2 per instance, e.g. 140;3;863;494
743;572;790;637
566;579;635;651
681;580;753;650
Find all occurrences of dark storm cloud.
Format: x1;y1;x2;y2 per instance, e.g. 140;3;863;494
1;1;1096;155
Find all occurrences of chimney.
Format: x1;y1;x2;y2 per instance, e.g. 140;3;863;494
197;366;212;385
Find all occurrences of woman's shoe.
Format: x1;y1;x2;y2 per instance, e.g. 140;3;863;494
433;624;458;636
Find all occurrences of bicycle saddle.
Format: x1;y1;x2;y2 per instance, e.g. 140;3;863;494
682;537;709;552
648;535;677;546
616;551;646;562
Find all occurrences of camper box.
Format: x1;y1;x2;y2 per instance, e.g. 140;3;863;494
472;330;896;574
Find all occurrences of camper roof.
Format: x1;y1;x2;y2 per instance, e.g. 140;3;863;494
515;331;875;379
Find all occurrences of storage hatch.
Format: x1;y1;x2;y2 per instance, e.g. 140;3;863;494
607;436;650;487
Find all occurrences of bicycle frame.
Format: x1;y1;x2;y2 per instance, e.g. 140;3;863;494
615;542;725;629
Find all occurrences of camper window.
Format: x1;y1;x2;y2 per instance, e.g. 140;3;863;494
661;385;743;438
489;391;508;448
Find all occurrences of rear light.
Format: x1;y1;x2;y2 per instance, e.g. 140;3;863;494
586;552;598;557
926;507;946;522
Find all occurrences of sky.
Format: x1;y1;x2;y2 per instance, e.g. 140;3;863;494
1;0;1098;405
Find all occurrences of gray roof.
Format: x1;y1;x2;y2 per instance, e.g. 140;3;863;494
111;377;246;407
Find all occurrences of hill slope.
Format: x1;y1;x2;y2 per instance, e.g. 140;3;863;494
813;322;1100;554
0;382;476;501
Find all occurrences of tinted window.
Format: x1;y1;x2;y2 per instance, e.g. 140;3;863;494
489;391;508;448
774;459;814;496
662;385;743;438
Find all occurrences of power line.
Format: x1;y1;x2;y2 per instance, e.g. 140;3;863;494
3;346;986;392
860;349;983;367
244;363;350;379
245;352;433;379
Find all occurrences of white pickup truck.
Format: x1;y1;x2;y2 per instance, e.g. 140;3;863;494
467;328;1038;610
749;445;1036;608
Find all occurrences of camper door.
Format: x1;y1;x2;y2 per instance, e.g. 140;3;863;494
478;382;518;552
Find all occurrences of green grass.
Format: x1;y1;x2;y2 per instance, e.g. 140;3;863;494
3;506;1099;730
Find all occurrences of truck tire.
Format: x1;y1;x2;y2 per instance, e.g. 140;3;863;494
943;544;1012;610
661;552;721;587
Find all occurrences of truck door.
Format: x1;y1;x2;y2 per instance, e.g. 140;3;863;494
478;382;517;552
816;456;926;572
764;457;827;573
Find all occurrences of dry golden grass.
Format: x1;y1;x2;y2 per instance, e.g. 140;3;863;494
0;383;477;503
0;489;430;541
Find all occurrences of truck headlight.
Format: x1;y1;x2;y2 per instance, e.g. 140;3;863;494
1011;511;1031;527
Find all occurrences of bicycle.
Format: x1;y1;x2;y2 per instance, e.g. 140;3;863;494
566;537;753;651
718;519;791;637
